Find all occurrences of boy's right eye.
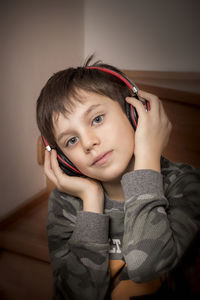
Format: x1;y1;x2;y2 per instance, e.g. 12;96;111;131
66;137;78;147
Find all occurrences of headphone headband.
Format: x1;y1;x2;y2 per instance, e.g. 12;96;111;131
87;66;138;94
87;66;149;112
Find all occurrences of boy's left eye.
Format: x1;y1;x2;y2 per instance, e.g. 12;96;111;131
92;115;104;125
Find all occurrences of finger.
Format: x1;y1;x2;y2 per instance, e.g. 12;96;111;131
44;150;58;185
138;90;161;111
126;96;147;118
159;100;168;118
138;90;158;102
158;99;166;118
159;100;171;126
50;149;75;186
44;150;52;174
50;149;81;192
50;149;65;179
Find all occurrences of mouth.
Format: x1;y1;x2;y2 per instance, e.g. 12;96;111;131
92;150;113;166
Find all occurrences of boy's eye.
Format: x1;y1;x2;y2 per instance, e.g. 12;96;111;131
92;115;104;125
66;137;78;147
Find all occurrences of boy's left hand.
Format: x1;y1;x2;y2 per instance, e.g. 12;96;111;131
126;90;172;172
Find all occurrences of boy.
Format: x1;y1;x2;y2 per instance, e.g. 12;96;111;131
36;56;200;299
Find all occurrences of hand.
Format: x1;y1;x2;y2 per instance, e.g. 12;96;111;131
126;90;172;172
44;149;104;213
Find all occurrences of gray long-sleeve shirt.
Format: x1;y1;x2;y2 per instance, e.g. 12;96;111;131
46;157;200;299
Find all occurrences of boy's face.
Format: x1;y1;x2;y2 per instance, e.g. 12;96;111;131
53;90;135;182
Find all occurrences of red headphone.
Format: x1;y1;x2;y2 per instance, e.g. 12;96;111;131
43;67;150;176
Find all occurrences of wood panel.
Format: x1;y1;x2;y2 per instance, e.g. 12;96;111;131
0;190;49;227
0;250;53;300
0;193;50;262
162;100;200;168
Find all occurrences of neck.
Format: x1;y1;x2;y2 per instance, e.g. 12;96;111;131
102;179;125;202
102;155;135;202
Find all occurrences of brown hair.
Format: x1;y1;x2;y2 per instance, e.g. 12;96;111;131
36;55;132;147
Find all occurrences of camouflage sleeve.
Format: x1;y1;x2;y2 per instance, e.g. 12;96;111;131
47;190;111;300
121;167;200;283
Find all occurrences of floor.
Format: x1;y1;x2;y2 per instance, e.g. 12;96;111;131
0;192;54;300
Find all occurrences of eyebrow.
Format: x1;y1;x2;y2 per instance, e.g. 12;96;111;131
83;104;102;117
57;104;102;142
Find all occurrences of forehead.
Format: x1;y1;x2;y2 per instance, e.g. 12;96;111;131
53;90;116;122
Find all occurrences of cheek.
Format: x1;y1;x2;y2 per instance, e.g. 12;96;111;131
121;127;135;160
111;117;135;150
65;148;90;175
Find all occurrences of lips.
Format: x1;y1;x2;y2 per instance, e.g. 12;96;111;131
92;151;113;166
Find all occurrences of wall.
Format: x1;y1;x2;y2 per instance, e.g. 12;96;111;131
84;0;200;71
0;0;84;218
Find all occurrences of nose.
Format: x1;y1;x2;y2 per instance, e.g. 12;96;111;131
81;129;100;152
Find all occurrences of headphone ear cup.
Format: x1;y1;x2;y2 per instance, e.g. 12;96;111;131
125;102;138;131
55;147;84;177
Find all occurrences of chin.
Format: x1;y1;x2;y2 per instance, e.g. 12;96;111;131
94;163;131;182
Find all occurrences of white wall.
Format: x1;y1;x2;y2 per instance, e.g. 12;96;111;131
0;0;84;218
84;0;200;71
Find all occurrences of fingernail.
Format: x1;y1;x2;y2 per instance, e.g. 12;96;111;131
126;97;135;102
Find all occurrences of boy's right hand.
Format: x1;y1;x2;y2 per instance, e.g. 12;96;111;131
44;149;104;214
126;90;172;172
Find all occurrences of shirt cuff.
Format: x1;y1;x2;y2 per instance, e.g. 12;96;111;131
121;169;164;200
70;211;109;244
